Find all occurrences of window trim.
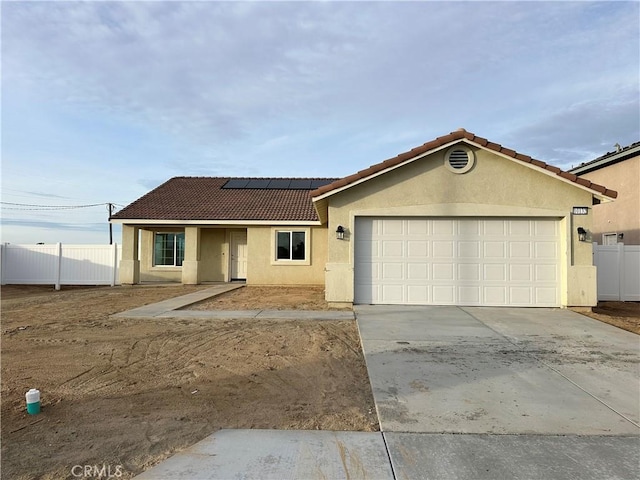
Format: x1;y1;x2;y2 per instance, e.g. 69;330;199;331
271;227;311;266
153;232;185;267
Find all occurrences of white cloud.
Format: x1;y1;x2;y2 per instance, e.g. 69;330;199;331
1;1;638;243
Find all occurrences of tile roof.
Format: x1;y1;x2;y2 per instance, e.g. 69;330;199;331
569;141;640;175
111;177;338;222
311;129;618;199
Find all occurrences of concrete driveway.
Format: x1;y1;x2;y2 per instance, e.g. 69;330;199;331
356;305;639;479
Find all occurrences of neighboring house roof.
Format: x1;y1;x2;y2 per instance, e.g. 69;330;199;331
111;177;337;223
568;141;640;175
311;129;618;199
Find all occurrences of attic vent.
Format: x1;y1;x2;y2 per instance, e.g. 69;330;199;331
449;150;469;169
445;146;475;174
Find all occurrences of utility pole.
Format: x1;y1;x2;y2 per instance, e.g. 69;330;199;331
108;203;114;245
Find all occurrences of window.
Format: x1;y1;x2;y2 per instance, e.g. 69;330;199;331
603;233;618;246
276;230;306;261
154;232;185;266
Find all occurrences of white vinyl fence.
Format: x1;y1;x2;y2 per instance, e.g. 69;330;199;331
1;243;121;289
593;243;640;301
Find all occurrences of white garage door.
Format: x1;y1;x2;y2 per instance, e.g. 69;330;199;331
354;217;561;307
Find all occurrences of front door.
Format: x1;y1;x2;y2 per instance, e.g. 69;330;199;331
230;231;248;280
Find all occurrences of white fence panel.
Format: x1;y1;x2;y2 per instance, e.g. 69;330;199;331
593;244;640;301
1;243;121;288
621;246;640;301
0;244;60;284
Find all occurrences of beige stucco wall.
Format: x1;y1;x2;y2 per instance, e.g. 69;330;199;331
322;145;597;307
576;155;639;245
132;225;326;285
247;226;327;285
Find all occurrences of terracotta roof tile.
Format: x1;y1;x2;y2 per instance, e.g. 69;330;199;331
112;177;337;222
311;129;617;199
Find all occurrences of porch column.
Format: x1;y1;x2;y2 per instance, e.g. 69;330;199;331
182;226;201;284
120;225;140;284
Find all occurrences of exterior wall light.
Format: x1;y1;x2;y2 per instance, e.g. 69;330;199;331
336;225;345;240
577;227;587;242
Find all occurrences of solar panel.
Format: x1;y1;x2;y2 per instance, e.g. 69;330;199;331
223;178;336;190
266;179;292;189
288;179;312;189
223;179;250;189
310;179;334;189
246;179;270;189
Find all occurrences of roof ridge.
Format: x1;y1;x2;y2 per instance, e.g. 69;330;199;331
310;129;617;199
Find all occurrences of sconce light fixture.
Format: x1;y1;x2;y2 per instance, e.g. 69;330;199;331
336;225;345;240
577;227;587;242
618;233;624;240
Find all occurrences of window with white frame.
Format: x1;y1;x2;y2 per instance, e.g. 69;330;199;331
602;233;618;245
276;230;306;261
154;232;185;266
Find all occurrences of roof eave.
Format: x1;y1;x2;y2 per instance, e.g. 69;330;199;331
110;219;323;226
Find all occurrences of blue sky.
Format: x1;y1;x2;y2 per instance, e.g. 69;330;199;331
2;1;639;244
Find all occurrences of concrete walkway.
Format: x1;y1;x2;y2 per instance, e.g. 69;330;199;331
132;302;639;479
112;284;354;320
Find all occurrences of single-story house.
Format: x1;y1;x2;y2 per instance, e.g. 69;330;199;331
569;141;639;245
111;129;617;308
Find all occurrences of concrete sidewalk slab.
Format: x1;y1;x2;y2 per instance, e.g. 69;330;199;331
112;284;244;318
356;305;639;435
134;430;393;480
464;307;640;424
154;309;354;320
384;433;640;480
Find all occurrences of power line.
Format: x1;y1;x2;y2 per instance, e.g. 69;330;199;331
1;201;108;210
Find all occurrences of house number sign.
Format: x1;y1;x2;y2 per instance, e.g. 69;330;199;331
572;206;589;215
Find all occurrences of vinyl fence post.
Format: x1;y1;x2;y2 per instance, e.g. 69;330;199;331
111;243;118;287
617;242;624;301
0;243;6;286
55;242;62;291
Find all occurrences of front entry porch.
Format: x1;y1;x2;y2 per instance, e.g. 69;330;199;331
119;225;248;285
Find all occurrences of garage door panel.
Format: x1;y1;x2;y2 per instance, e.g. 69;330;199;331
433;285;455;303
407;240;429;258
484;286;507;304
510;264;532;281
484;241;506;258
408;263;428;280
458;242;480;258
509;242;532;258
382;262;404;280
458;263;481;281
433;241;454;257
458;286;481;304
484;264;506;281
535;242;558;259
433;263;454;280
354;218;560;307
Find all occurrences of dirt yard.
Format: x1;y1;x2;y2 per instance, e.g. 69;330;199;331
1;285;377;480
185;285;348;311
578;301;640;334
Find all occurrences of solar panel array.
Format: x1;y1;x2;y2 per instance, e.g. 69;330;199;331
222;178;334;190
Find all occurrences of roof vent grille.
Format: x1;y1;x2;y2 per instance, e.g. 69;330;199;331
445;146;475;174
448;150;469;169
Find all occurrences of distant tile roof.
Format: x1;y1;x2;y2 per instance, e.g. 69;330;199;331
311;129;618;199
569;141;640;175
111;177;338;222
